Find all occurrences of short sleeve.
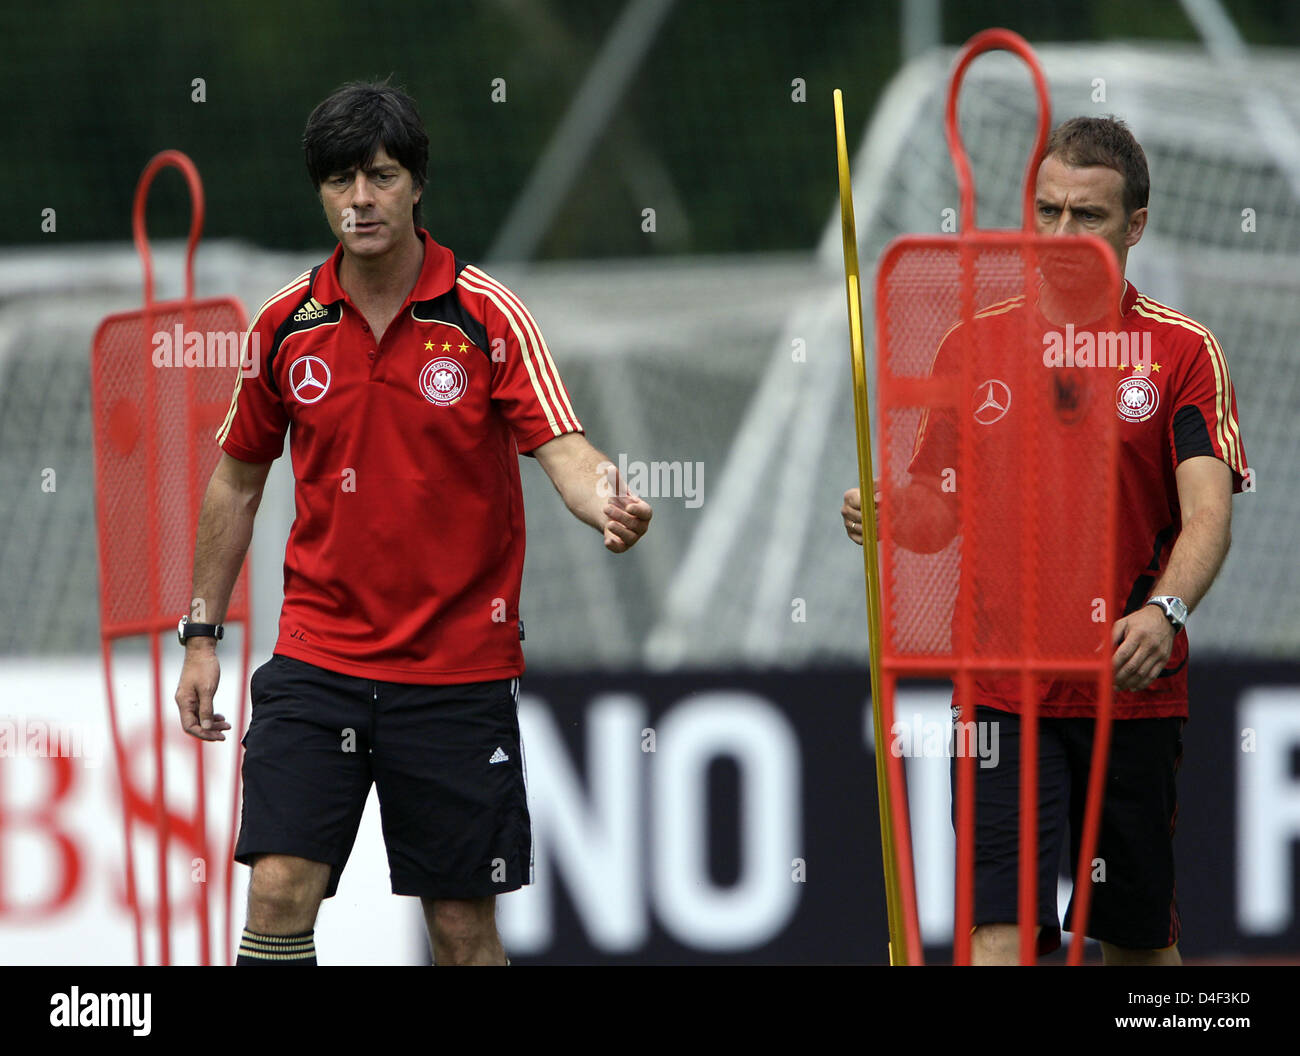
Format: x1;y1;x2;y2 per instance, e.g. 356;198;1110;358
1168;331;1248;492
215;308;289;463
907;324;962;478
458;265;583;454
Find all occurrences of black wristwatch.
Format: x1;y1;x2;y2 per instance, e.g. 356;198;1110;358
178;616;224;645
1145;596;1188;634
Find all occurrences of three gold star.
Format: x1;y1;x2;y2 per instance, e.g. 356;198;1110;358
422;336;474;355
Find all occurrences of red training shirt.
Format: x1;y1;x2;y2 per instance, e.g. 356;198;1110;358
215;229;584;683
908;281;1248;718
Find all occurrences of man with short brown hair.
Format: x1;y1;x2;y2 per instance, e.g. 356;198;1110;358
843;115;1247;964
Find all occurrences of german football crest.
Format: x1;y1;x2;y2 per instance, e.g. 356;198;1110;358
1116;375;1159;423
419;358;468;406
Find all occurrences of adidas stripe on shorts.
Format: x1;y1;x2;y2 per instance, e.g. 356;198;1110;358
235;654;532;899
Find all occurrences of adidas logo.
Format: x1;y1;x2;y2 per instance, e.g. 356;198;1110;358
293;298;330;323
489;747;509;765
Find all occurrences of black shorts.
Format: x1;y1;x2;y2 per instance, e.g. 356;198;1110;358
234;654;532;900
953;705;1183;955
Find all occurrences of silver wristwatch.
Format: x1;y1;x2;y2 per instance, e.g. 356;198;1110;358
1145;595;1188;633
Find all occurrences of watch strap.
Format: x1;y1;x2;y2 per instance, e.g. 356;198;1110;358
178;616;224;643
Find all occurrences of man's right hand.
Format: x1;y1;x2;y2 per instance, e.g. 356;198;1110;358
175;643;231;741
841;483;881;547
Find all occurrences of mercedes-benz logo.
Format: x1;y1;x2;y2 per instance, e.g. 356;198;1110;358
973;379;1011;425
289;355;331;404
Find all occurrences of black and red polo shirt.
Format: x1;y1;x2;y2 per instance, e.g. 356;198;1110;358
216;229;583;683
908;280;1248;719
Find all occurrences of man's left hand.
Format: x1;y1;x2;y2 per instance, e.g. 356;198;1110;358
1111;604;1176;691
603;490;652;553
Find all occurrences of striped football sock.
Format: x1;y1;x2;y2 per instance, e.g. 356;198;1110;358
236;928;317;965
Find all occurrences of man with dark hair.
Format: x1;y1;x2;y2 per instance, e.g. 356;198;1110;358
842;115;1247;964
302;80;431;228
174;80;652;965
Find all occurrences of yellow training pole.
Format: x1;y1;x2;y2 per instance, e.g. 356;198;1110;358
834;88;907;965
